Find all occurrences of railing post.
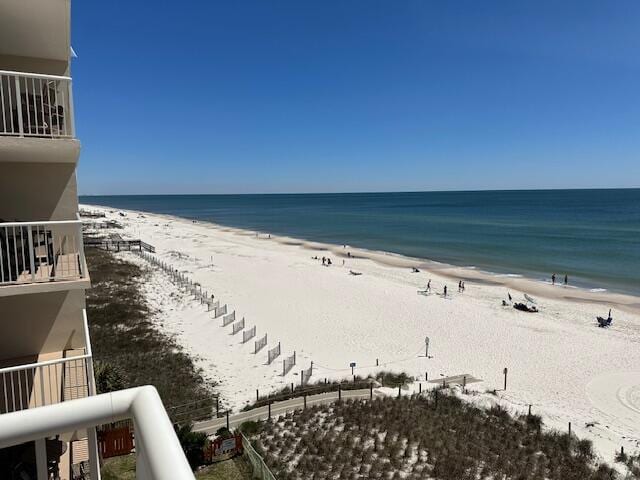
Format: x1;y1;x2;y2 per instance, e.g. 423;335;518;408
27;227;36;282
35;438;48;480
77;222;86;278
67;80;76;138
14;76;24;137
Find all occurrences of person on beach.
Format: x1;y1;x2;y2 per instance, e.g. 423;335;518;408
426;279;431;293
443;285;448;297
508;292;512;302
564;274;568;285
462;281;465;292
551;273;556;285
322;256;326;265
327;258;332;266
458;280;462;293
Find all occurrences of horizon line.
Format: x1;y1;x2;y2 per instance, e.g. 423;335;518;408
79;186;640;197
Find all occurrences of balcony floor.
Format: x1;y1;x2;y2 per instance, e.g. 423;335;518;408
0;275;90;297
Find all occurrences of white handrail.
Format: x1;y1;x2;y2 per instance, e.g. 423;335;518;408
0;218;81;228
0;386;195;480
0;69;71;81
0;353;90;375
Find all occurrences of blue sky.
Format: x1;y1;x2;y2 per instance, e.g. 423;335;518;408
74;1;640;195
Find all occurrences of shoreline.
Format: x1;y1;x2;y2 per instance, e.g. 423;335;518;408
81;203;640;460
84;203;640;315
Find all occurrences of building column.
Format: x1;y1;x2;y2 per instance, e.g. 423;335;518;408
35;438;48;480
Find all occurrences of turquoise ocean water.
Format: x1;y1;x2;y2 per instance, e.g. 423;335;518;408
81;189;640;296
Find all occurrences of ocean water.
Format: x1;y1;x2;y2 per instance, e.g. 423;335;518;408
80;189;640;296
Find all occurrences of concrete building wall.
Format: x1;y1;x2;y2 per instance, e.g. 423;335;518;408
0;289;86;361
0;162;79;221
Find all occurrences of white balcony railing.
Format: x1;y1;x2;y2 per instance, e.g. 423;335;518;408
0;69;75;138
0;217;86;287
0;386;195;480
0;310;94;415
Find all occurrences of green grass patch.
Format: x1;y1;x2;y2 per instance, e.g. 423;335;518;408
101;454;251;480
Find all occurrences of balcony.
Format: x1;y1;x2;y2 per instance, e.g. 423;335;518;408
0;309;94;415
0;310;100;479
0;217;89;296
0;69;79;163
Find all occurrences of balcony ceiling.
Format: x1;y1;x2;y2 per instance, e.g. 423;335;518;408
0;0;70;63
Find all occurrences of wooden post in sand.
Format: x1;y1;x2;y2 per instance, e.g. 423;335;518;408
503;367;508;390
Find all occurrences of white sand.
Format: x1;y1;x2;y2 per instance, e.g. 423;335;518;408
82;204;640;461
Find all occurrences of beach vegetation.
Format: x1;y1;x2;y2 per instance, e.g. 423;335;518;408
86;248;216;423
248;392;632;479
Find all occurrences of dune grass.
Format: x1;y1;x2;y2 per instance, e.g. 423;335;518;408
251;392;623;480
85;248;215;421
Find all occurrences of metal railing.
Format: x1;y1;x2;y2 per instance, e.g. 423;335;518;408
0;386;194;480
0;217;86;286
0;69;75;138
0;310;94;415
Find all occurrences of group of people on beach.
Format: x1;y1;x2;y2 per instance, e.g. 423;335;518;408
551;273;569;286
421;279;466;298
311;256;333;266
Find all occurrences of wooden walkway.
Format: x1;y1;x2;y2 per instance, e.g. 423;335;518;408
84;237;155;253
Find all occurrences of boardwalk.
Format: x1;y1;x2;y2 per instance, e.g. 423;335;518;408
193;388;376;434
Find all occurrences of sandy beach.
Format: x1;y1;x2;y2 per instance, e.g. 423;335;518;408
82;204;640;461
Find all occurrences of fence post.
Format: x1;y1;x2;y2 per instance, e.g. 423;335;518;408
216;397;219;417
268;402;271;420
419;383;422;394
256;389;259;402
369;384;373;400
398;385;401;398
291;382;294;394
303;394;307;409
338;385;341;401
226;410;230;430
